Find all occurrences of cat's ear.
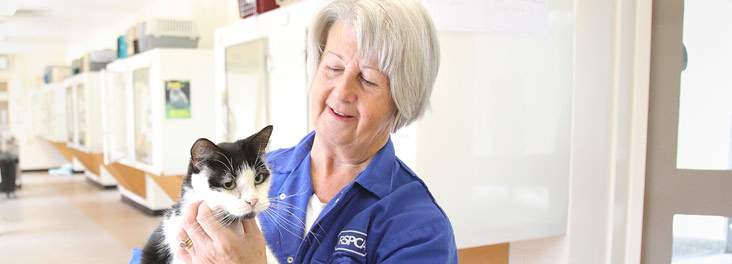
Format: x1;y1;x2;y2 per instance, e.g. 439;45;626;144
190;138;219;170
241;125;273;156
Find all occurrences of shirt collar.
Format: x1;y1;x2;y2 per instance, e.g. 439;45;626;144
276;131;317;173
282;131;396;199
352;138;395;199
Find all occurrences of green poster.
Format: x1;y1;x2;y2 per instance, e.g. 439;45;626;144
165;80;191;118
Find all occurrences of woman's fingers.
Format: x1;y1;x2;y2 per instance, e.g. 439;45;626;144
196;201;235;243
242;218;262;238
177;247;193;264
175;201;269;263
182;200;212;247
242;218;266;252
176;227;197;256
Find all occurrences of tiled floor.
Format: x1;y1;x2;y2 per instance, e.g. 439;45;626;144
0;172;161;263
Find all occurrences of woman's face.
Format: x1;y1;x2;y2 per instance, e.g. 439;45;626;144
311;21;396;150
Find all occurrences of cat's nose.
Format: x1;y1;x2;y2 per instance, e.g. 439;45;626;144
246;197;259;207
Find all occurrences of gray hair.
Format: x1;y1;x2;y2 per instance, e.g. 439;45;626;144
306;0;440;133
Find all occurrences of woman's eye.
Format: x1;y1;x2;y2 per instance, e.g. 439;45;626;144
254;174;264;184
223;181;236;190
360;75;376;86
326;66;342;74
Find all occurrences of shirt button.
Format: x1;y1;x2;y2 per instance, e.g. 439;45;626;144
335;198;339;203
287;257;294;263
279;193;286;200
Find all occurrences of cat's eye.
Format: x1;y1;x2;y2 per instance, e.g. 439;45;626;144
254;174;265;185
223;181;236;190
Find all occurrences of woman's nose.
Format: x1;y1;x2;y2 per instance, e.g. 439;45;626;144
333;72;358;103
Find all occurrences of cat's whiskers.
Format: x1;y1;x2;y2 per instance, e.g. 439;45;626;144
272;206;325;245
262;204;326;246
306;227;324;245
254;156;263;167
265;190;330;239
268;198;305;207
260;210;305;242
269;205;326;242
215;151;236;174
269;200;327;236
184;209;231;235
260;211;287;242
268;200;307;213
210;158;234;174
264;206;307;231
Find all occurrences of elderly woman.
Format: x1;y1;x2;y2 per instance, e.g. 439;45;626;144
176;0;457;263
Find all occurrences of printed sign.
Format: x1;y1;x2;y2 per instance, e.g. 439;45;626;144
165;80;191;119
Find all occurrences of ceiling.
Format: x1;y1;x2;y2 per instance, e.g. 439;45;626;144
0;0;155;54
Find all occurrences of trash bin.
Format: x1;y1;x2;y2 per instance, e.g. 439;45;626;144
0;152;19;198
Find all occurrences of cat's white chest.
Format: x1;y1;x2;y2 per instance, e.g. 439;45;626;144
160;198;278;264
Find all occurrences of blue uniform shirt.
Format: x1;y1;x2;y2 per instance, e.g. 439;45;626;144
260;131;458;263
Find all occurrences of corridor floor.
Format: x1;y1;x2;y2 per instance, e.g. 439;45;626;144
0;172;161;263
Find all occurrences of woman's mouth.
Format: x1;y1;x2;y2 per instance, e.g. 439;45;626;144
328;106;355;120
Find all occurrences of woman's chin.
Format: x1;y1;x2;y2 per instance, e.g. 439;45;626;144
316;119;355;140
318;127;355;145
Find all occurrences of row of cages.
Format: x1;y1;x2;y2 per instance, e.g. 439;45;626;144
28;0;319;213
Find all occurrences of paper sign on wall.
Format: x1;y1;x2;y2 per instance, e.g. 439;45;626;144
165;80;191;119
423;0;549;36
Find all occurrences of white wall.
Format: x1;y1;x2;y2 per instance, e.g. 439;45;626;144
416;0;574;249
4;53;70;170
509;0;652;263
66;0;240;60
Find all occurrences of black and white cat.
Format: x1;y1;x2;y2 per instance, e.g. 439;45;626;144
141;125;278;264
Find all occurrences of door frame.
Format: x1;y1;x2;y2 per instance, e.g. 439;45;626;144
642;0;732;262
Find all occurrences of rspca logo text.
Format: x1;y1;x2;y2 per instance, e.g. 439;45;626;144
335;230;367;257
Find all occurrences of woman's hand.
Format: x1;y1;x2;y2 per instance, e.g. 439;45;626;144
176;200;268;264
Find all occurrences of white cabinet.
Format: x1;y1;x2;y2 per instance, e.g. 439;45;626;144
43;82;68;143
103;48;216;211
101;70;129;165
62;80;85;172
65;72;115;186
30;87;53;140
65;73;104;153
214;0;317;149
106;48;216;175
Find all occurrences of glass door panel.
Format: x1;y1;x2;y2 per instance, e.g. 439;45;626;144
104;71;128;162
224;38;268;141
133;68;152;165
77;84;87;147
65;86;74;143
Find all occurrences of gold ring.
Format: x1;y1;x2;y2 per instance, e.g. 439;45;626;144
179;238;193;250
